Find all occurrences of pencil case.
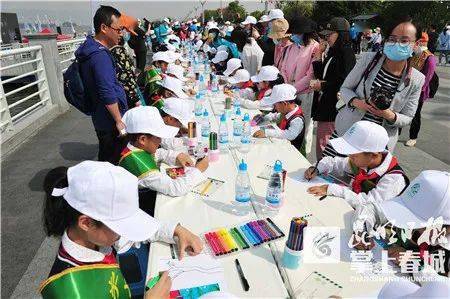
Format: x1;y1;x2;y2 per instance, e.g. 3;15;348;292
203;218;285;258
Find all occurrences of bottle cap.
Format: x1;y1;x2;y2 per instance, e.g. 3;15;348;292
239;159;247;171
274;160;282;172
236;107;241;116
220;113;226;122
203;109;209;117
196;93;201;99
209;132;217;150
243;113;250;122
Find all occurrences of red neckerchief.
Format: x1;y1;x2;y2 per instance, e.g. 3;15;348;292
351;156;399;194
58;244;117;266
278;106;303;130
256;87;270;101
240;80;254;90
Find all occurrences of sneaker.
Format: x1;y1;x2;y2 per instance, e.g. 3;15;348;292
405;139;417;147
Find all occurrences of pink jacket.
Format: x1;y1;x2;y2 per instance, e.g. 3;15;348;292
274;40;292;69
279;40;319;94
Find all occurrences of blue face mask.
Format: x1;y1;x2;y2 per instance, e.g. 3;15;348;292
291;34;303;46
383;43;413;61
123;32;130;43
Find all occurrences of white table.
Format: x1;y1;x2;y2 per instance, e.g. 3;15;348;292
147;89;390;298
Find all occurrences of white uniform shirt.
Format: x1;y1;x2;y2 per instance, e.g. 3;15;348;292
126;144;205;197
241;88;271;110
263;105;304;141
161;137;186;150
241;38;264;76
317;152;407;210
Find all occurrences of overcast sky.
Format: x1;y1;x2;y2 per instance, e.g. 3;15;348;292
2;0;272;26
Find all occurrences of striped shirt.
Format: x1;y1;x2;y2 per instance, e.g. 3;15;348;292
361;68;401;125
322;68;401;158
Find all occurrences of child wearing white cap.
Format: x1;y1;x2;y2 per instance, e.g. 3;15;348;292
120;106;208;197
152;51;174;74
241;65;284;110
149;76;189;109
352;170;450;278
40;161;202;298
305;121;409;210
159;97;195;150
211;50;229;75
253;84;305;152
227;69;256;101
223;58;243;77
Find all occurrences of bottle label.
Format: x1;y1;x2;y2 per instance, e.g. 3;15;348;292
266;188;281;204
233;124;242;136
241;134;250;144
219;132;228;143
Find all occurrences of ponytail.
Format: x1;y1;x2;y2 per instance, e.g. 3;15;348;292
43;167;81;237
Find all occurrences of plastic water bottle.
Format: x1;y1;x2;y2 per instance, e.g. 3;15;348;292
199;74;206;92
211;74;219;94
194;93;203;117
266;160;283;209
235;159;251;203
233;108;243;144
240;113;251;153
201;109;211;137
218;113;229;146
232;89;241;118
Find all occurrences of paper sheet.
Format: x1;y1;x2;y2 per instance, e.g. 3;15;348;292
293;271;343;298
158;254;226;291
192;178;224;197
289;168;346;186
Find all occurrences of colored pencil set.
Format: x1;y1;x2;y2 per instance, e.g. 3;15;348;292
286;217;308;251
204;218;285;256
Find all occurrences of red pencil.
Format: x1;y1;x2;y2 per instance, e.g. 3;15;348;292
205;233;220;256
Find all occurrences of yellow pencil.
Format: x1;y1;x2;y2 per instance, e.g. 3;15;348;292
200;179;213;196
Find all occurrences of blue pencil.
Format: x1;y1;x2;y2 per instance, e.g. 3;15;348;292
246;223;263;245
287;219;296;248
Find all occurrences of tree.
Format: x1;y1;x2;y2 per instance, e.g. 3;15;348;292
250;10;265;21
204;9;220;22
223;1;247;23
279;0;314;20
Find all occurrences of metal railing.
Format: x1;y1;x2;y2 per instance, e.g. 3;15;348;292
57;38;85;73
0;45;52;135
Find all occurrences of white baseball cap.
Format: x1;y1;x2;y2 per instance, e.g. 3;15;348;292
381;171;450;232
241;16;257;25
261;83;296;107
159;76;188;99
52;161;163;241
167;64;187;82
225;21;231;26
223;58;242;76
227;69;250;84
217;45;229;53
152;51;174;63
268;9;284;21
123;106;179;138
227;25;234;32
161;97;192;127
167;51;187;63
192;18;197;23
251;65;280;83
212;50;229;63
378;278;450;298
194;40;203;51
163;17;170;23
329;121;389;155
259;15;270;23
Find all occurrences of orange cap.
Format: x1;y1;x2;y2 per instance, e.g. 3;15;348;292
119;13;138;36
419;32;429;43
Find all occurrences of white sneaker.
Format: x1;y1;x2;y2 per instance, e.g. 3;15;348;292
405;139;417;147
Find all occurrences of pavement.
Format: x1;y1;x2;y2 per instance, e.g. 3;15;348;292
1;66;449;298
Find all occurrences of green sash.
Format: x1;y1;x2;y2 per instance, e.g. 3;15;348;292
119;148;159;178
40;264;130;299
145;68;162;97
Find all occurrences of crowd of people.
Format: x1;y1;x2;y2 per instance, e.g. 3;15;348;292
40;5;449;299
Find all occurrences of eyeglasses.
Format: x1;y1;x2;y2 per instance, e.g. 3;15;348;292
385;35;415;47
107;25;123;34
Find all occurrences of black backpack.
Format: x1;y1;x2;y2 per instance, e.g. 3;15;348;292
63;56;94;115
428;71;439;99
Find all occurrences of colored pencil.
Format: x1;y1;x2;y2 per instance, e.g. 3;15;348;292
253;221;270;241
239;226;255;246
200;179;213;196
266;218;285;237
246;223;263;244
257;220;275;240
233;227;250;248
205;233;220;256
260;220;279;239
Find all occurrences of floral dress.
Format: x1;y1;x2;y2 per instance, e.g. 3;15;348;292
110;45;140;107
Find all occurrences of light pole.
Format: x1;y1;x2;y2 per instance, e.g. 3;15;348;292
200;0;207;24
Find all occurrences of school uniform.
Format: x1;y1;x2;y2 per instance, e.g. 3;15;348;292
242;65;279;110
120;143;205;197
241;87;271;110
263;105;305;150
260;84;305;151
318;152;408;209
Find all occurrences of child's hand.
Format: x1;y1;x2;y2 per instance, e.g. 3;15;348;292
253;130;265;138
176;153;194;167
307;185;328;196
174;225;204;260
145;271;171;299
195;156;209;172
304;166;319;180
387;245;406;265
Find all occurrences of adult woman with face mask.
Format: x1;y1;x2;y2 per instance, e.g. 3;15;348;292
278;16;320;156
322;16;425;158
311;17;356;158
